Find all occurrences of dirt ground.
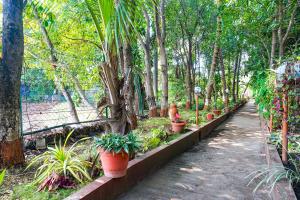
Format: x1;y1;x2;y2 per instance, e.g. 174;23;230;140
22;102;98;133
118;102;270;200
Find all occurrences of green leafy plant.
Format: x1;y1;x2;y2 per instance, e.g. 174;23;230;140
0;169;6;186
247;157;300;194
142;127;167;152
26;131;92;188
94;133;141;154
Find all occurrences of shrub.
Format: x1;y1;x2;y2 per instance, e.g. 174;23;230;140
26;131;92;190
247;157;300;194
94;132;141;154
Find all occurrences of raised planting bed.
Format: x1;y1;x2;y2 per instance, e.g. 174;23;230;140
65;103;246;200
260;117;297;200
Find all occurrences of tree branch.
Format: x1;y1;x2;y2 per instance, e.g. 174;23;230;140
282;4;298;43
63;35;102;50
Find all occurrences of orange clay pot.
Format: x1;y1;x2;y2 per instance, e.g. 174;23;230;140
169;103;178;121
171;121;186;133
213;110;221;116
99;149;129;178
206;113;214;121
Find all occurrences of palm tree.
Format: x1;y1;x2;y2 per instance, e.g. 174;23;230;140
84;0;140;134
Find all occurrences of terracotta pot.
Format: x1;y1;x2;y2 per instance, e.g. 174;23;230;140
206;113;214;121
213;110;221;116
171;121;186;133
99;149;129;178
169;103;178;121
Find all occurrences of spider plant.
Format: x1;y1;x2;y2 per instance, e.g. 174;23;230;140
247;156;300;194
26;131;92;185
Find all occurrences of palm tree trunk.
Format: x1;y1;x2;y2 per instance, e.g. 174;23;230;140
0;0;25;166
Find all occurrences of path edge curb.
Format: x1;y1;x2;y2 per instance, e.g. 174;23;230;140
260;116;297;200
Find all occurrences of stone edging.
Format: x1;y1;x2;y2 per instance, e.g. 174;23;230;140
260;116;297;200
65;104;245;200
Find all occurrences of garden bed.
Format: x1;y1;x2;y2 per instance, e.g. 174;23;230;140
3;103;245;200
260;117;297;200
65;104;245;200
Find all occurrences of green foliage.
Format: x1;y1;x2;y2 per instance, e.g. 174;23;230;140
0;169;6;186
142;127;167;152
94;133;141;154
12;184;75;200
247;157;300;195
250;71;276;118
26;131;92;185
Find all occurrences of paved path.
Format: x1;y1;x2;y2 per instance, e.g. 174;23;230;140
118;102;269;200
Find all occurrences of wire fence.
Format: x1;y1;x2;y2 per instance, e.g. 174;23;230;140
21;66;102;136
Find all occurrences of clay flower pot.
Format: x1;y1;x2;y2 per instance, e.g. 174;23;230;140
213;109;221;116
206;113;214;121
171;121;186;133
99;149;129;178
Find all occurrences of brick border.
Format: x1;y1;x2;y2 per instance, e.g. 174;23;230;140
65;103;245;200
260;116;297;200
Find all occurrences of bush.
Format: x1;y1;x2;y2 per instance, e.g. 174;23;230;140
94;132;141;154
26;131;92;190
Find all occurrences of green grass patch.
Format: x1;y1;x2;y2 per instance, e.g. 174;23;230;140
12;184;76;200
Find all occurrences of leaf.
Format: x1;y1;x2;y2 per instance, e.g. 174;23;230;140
0;169;6;185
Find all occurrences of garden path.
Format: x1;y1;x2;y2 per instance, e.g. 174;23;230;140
117;102;270;200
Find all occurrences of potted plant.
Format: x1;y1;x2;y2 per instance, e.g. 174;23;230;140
94;133;140;178
206;113;214;120
213;101;223;116
171;113;186;133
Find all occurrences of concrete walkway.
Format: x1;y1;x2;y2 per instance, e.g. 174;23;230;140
118;102;269;200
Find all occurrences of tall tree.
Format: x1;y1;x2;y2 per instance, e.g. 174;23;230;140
154;0;168;117
219;48;229;111
204;0;222;109
138;8;158;117
33;6;80;123
85;0;141;134
0;0;25;166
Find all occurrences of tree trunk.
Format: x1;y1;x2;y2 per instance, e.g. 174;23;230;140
185;38;193;110
204;0;221;109
219;48;229;111
270;30;277;69
278;0;284;59
155;0;168;117
33;7;79;123
153;47;159;99
139;8;157;117
54;77;80;122
123;42;138;129
232;53;239;103
236;52;242;101
205;43;219;109
0;0;25;166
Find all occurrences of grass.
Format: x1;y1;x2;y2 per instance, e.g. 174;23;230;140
12;184;76;200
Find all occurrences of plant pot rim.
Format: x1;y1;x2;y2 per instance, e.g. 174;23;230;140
171;121;186;126
98;148;130;155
